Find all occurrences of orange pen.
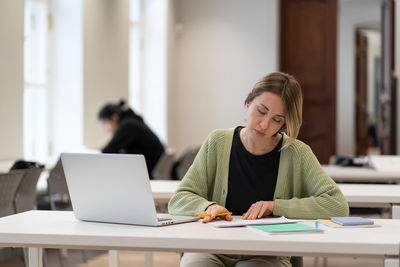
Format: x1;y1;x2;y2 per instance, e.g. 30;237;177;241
196;212;232;218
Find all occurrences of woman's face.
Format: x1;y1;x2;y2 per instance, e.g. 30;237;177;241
101;114;119;134
245;92;286;140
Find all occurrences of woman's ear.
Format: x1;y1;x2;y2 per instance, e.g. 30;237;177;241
112;113;119;123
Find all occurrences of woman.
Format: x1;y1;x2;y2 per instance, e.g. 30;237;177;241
98;100;164;179
168;72;349;267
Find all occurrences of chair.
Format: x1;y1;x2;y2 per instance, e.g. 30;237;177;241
179;253;302;267
11;167;44;267
291;256;303;267
172;147;200;180
152;151;177;213
0;171;24;263
47;159;71;267
13;166;42;213
152;150;176;180
0;171;24;217
47;159;71;211
47;159;88;266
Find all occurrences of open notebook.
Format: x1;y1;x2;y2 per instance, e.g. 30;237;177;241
207;216;301;228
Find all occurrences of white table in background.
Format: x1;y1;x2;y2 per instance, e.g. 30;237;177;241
34;165;400;196
322;165;400;183
151;181;400;218
150;180;400;219
0;211;399;267
0;160;14;172
337;183;400;219
150;180;180;202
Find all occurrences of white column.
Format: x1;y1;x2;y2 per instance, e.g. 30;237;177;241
48;0;83;157
142;0;168;143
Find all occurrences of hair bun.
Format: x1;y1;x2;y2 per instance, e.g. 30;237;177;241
118;100;126;107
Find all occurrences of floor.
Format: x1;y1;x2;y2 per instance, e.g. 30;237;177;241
0;249;384;267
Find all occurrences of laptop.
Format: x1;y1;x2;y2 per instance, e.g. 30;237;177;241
60;153;199;226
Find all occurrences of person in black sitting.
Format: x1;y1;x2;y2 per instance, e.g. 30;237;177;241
98;100;164;179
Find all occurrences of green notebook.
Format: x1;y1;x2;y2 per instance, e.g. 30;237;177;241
248;222;323;235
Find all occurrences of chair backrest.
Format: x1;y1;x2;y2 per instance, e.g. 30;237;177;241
13;166;42;213
152;151;176;180
173;147;200;180
47;158;71;210
290;256;303;267
0;171;24;217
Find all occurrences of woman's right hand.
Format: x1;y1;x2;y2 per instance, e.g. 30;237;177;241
196;204;233;223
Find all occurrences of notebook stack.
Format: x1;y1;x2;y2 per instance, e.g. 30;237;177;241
318;217;379;228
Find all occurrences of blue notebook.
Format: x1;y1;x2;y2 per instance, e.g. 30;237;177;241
330;217;374;226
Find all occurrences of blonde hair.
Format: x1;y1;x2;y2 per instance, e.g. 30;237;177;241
244;72;303;149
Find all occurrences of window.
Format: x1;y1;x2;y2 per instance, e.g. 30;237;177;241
129;0;168;143
129;0;144;114
24;0;49;162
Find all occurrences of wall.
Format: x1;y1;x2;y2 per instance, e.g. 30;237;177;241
168;0;279;154
0;0;24;160
83;0;130;149
337;0;381;155
167;0;176;148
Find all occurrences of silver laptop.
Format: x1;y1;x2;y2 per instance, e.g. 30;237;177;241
60;153;199;226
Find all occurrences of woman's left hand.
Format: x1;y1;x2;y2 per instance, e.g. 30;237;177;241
242;201;274;220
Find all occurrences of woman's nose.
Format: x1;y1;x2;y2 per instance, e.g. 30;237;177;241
259;116;270;130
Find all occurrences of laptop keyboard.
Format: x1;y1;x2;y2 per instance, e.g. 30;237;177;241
157;215;173;221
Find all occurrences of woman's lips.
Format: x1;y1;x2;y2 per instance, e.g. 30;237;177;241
254;129;266;136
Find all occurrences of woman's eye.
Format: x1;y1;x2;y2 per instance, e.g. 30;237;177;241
273;118;281;123
257;107;266;115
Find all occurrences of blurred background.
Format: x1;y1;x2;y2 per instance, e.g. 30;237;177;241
0;0;399;166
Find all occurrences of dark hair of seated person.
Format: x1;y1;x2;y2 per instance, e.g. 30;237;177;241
98;100;144;123
98;100;165;179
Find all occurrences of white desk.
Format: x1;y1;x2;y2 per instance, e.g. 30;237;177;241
0;211;399;267
322;165;400;183
337;183;400;219
150;181;400;219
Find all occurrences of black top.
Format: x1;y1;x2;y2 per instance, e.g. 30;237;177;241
102;116;164;179
225;127;282;215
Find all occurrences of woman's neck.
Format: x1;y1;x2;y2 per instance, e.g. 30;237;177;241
239;127;281;155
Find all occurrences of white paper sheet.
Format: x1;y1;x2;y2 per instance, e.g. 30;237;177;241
207;216;302;228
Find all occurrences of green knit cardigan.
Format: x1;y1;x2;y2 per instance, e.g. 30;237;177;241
168;128;349;219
